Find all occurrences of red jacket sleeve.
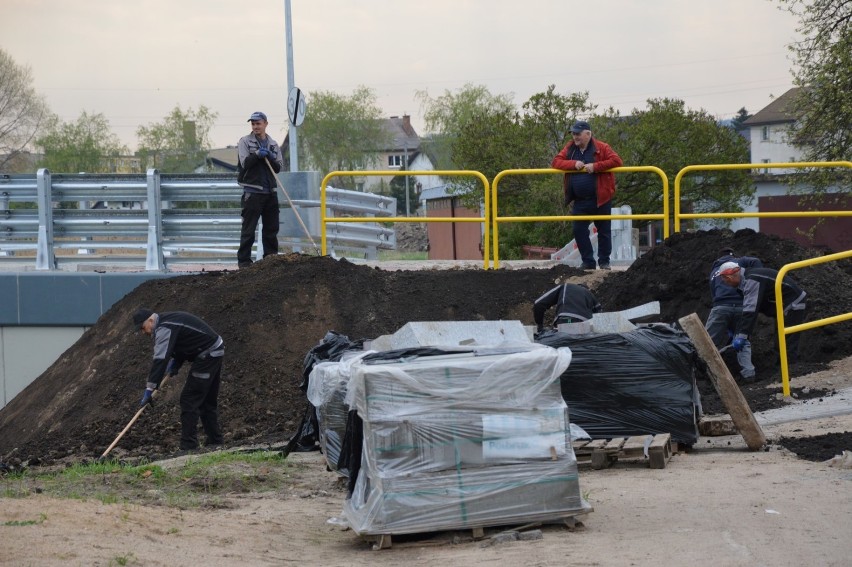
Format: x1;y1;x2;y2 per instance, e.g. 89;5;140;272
594;141;623;171
551;143;578;171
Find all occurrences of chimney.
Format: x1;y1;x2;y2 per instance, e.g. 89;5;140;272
402;114;413;135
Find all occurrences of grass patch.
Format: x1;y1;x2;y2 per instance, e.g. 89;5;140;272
0;450;296;508
2;513;47;526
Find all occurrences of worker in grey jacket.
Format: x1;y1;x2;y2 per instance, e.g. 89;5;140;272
705;248;763;382
236;111;284;268
716;262;808;365
133;308;225;451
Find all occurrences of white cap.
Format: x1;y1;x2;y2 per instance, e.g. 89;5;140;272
714;261;741;278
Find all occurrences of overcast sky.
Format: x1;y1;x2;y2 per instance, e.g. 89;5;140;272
1;0;799;152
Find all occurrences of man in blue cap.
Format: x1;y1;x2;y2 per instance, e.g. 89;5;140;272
551;120;623;270
236;111;284;268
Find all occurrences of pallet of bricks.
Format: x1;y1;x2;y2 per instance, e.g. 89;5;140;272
329;345;593;549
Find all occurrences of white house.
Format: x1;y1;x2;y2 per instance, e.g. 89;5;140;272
736;87;851;251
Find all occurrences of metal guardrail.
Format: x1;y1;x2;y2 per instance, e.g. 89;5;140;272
490;167;669;269
673;161;852;232
0;169;397;270
775;250;852;397
320;170;491;269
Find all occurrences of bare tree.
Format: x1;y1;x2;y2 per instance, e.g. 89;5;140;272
0;48;51;171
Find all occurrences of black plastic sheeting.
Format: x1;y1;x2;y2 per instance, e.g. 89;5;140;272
537;324;701;445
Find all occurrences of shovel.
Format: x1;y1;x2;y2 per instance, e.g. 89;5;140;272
99;375;171;461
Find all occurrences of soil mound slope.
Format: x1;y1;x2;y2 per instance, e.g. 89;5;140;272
0;229;849;464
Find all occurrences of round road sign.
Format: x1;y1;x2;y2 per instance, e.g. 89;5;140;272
287;87;306;127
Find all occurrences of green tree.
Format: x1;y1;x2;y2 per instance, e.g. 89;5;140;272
594;98;752;223
415;83;516;172
136;105;217;173
35;111;128;173
298;86;391;187
730;107;752;132
778;0;851;162
0;48;51;171
776;0;851;200
434;86;753;258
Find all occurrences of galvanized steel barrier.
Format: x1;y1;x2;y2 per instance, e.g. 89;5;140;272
320;170;492;269
0;169;396;270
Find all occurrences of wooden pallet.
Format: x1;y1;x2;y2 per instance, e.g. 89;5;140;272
363;513;590;550
572;433;672;469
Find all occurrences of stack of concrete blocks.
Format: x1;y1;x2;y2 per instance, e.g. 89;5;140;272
341;344;591;536
307;352;368;474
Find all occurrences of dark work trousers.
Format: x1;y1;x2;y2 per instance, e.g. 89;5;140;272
179;355;224;450
237;191;280;265
572;198;612;268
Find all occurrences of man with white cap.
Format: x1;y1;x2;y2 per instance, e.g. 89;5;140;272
705;248;763;381
716;262;808;365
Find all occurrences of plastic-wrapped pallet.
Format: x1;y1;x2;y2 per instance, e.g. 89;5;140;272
307;352;370;473
341;344;591;536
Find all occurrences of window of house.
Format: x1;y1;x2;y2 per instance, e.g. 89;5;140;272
761;126;769;141
388;155;402;168
762;158;770;174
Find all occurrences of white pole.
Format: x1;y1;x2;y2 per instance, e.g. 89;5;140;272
285;0;298;172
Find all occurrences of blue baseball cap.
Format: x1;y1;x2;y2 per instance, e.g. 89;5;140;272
571;120;591;133
247;111;268;122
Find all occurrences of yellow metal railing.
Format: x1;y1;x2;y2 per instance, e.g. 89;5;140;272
673;161;852;232
490;167;669;269
775;250;852;397
320;170;491;269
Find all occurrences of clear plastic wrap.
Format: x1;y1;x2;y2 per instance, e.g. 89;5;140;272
537;324;700;445
307;352;370;472
340;345;592;536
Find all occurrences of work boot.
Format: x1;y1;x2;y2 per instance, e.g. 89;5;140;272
599;263;611;270
739;372;758;384
582;263;596;270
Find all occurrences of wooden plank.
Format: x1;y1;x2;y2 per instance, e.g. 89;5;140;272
678;313;766;450
620;435;651;458
602;438;627;452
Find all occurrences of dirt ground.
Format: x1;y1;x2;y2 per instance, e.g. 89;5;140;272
2;399;851;566
1;228;851;565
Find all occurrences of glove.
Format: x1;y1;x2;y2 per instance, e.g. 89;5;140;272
257;147;269;159
165;359;177;377
732;334;748;352
140;388;155;407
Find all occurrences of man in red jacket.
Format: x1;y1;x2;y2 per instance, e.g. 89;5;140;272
551;120;623;270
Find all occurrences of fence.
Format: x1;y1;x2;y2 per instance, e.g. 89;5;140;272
774;250;852;397
0;169;396;270
320;170;492;269
489;167;669;269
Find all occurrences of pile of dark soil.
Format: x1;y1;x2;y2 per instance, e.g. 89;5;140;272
778;432;851;462
0;229;849;466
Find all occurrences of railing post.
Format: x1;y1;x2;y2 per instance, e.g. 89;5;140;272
145;168;165;271
35;168;56;270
